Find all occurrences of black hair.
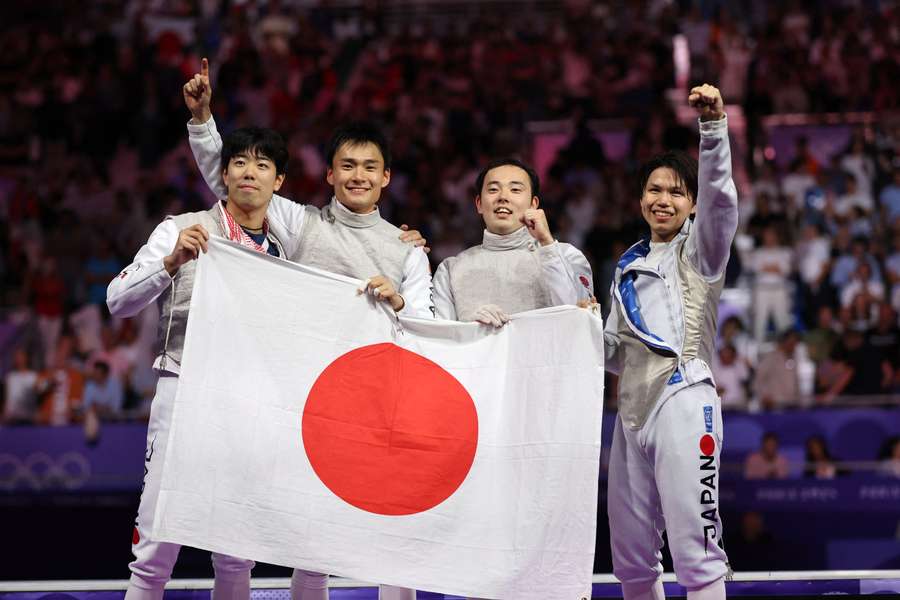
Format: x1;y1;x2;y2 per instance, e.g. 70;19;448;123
220;127;289;175
475;157;541;198
637;151;698;203
326;121;391;169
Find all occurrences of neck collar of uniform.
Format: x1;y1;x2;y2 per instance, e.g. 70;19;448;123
482;226;534;251
328;196;381;228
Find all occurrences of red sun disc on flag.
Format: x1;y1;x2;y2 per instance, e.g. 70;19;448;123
302;343;479;516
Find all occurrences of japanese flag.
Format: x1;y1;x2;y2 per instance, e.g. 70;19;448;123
154;238;605;599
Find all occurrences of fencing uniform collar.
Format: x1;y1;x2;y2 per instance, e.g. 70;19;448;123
482;226;533;251
327;196;382;228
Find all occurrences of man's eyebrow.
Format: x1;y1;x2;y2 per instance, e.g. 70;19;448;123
339;158;380;165
486;179;527;187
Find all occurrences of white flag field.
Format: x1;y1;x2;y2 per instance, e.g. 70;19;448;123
154;238;606;599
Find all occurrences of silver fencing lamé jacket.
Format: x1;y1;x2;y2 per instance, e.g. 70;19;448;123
605;116;738;430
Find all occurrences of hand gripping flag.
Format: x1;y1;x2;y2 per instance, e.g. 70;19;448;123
153;238;605;599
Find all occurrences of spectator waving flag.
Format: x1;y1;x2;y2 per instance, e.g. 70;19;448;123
152;238;605;600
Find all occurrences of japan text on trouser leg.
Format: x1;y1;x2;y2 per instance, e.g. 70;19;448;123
126;373;254;600
609;384;729;594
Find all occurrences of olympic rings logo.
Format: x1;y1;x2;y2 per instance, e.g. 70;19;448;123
0;452;91;491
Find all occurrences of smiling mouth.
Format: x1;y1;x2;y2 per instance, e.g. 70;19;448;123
494;208;513;216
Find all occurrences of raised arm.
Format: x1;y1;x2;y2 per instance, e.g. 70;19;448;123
183;58;227;201
685;84;739;279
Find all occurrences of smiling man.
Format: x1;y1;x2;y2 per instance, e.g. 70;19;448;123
432;157;593;326
107;126;289;600
184;59;432;322
183;61;430;600
603;84;738;600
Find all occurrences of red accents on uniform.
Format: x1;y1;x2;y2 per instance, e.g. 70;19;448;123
700;434;715;456
579;275;591;288
302;343;478;516
132;526;140;545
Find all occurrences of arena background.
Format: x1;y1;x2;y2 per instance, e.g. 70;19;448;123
1;0;899;590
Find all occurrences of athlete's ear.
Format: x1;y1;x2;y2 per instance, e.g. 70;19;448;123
273;173;285;192
475;194;484;215
381;168;391;188
326;168;334;186
531;195;539;209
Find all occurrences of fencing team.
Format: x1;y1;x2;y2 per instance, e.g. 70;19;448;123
107;59;736;600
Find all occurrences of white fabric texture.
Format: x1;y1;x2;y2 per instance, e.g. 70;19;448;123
153;238;604;600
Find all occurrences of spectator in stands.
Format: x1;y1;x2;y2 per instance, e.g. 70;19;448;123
718;315;758;366
712;345;750;410
3;349;37;424
819;328;891;403
880;168;900;224
834;175;874;221
803;434;838;479
879;437;900;478
82;360;124;420
754;329;802;409
830;236;881;292
84;238;123;311
749;226;794;340
839;261;885;312
35;335;84;426
803;305;840;365
840;134;876;198
796;223;833;326
744;432;791;479
27;255;66;369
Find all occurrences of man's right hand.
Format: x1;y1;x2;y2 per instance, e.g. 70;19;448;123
183;57;212;124
164;225;210;276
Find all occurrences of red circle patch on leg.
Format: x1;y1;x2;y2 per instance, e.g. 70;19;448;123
302;343;479;516
700;434;716;456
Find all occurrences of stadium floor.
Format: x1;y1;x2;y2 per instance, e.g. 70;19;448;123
2;572;900;598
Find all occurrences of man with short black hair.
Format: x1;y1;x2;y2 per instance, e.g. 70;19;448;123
108;125;291;600
432;157;593;326
604;84;737;600
184;59;430;600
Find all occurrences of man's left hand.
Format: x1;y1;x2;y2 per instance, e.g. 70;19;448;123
522;209;554;246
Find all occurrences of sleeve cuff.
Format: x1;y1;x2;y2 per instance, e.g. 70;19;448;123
186;116;218;138
698;114;728;136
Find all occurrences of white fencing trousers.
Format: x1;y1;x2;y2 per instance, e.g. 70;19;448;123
608;382;729;591
125;373;255;600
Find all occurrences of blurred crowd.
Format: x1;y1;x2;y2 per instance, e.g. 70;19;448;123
2;0;900;431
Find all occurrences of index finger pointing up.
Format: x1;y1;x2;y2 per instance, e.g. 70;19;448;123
201;57;209;78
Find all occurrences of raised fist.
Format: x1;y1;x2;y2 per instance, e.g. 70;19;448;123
688;84;724;122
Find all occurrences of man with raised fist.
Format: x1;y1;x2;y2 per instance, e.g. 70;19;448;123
604;85;738;600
